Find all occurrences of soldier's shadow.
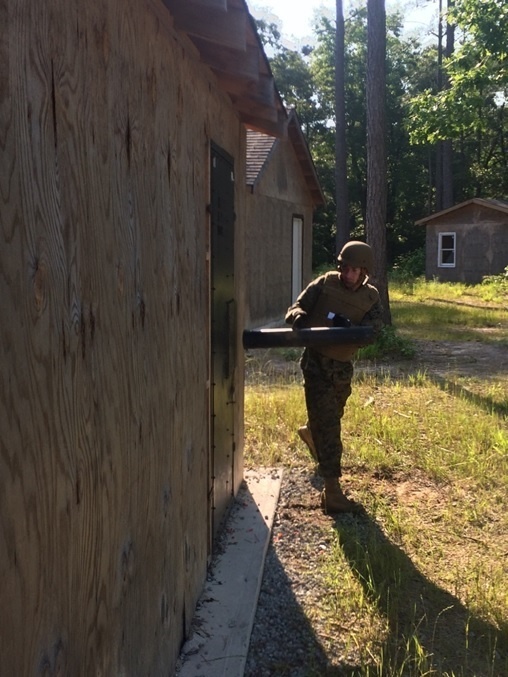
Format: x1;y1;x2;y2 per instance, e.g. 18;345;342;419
332;511;508;675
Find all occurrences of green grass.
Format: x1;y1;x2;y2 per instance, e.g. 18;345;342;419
392;300;507;342
244;279;508;676
389;278;508;343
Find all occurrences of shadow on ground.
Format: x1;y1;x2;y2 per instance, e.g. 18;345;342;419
245;542;367;677
333;511;508;676
245;469;507;676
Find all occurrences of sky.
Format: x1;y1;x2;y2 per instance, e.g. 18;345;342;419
247;0;335;42
247;0;439;46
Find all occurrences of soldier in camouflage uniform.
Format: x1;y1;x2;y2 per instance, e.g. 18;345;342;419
285;241;384;513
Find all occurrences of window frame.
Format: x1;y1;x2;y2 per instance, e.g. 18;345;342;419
438;231;456;268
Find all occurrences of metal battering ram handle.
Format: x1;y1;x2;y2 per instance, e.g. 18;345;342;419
242;326;375;350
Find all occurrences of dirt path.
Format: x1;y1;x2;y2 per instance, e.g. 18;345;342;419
354;338;508;389
408;338;508;378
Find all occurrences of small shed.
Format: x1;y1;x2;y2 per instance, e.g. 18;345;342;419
416;198;508;283
245;109;324;328
0;0;286;674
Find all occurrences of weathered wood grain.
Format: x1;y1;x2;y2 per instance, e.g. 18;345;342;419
0;0;247;673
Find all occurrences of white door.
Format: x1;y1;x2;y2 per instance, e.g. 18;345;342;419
291;216;303;302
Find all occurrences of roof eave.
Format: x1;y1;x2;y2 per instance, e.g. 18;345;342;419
416;197;508;225
162;0;288;137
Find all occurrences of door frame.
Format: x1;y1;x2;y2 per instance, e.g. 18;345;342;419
208;142;237;543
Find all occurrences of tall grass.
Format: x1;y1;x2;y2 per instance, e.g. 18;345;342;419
244;279;508;676
389;278;508;343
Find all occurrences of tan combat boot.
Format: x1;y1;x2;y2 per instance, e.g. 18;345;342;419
321;478;361;514
297;425;318;462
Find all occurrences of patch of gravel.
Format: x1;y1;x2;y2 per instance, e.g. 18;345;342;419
244;469;359;676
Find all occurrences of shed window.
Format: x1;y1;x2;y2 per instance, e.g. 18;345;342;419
438;232;456;267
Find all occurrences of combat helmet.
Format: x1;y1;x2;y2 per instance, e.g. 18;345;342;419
337;240;374;273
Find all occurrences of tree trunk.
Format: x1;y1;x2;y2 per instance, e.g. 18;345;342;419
366;0;391;324
436;0;444;211
442;0;455;208
436;0;455;211
335;0;349;253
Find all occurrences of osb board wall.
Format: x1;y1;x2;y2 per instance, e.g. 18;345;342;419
0;0;245;674
245;138;314;327
425;208;508;283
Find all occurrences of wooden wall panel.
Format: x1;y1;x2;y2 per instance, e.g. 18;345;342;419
0;0;246;673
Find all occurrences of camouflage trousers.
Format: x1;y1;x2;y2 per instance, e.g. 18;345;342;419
300;348;354;478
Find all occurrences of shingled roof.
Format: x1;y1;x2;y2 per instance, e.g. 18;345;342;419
246;109;324;206
246;131;277;186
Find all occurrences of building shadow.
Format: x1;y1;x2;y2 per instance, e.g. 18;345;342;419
428;371;508;418
244;477;507;676
357;367;507;419
332;511;508;676
244;542;363;676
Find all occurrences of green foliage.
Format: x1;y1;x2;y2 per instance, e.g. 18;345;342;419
357;325;416;360
270;49;319;135
259;1;508;270
451;0;508;63
482;265;508;292
279;347;302;362
309;10;433;267
407;0;508;196
390;248;426;280
259;7;437;269
254;18;282;50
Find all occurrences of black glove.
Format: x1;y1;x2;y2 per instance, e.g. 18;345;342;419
292;314;307;330
332;313;352;328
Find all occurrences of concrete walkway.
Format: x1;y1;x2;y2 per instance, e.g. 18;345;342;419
176;468;283;677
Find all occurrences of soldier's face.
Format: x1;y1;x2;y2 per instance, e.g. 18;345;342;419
340;264;363;290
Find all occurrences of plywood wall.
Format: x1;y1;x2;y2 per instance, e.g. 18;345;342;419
0;0;245;673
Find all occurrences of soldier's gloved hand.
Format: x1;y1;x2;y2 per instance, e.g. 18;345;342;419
292;314;307;330
332;313;352;328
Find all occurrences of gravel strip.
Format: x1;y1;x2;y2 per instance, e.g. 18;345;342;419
244;468;360;677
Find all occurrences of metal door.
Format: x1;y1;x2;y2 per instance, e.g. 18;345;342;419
210;143;236;538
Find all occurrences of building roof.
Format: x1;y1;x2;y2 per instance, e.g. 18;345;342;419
416;198;508;225
246;109;325;206
163;0;287;137
246;131;277;185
